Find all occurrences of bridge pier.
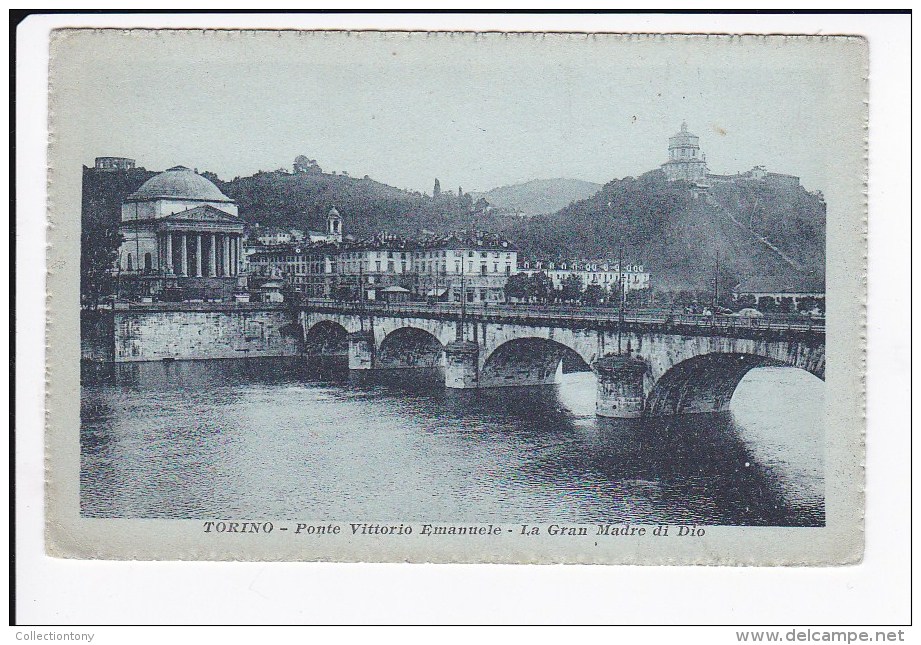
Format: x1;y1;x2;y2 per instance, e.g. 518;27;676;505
348;330;376;370
444;340;479;389
594;355;650;418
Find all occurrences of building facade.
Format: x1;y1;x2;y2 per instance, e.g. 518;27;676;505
335;235;417;301
733;276;825;312
94;156;136;171
518;259;651;294
117;165;246;301
413;233;517;303
245;227;518;304
661;122;709;183
247;243;339;299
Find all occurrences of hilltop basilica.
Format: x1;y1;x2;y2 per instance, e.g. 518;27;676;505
660;122;801;189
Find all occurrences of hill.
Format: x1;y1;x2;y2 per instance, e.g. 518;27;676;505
474;178;602;216
82;165;825;294
499;170;826;292
82;166;159;228
209;170;505;237
81;166;504;236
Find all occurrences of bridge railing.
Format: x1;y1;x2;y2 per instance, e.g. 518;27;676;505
302;299;825;336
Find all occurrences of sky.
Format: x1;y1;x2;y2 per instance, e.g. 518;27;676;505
52;30;860;193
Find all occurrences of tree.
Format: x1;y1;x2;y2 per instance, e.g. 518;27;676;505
559;274;584;303
81;225;123;309
293;156;322;174
757;296;778;313
200;170;221;184
796;295;817;314
433;178;441;198
625;287;651;308
530;272;554;304
736;293;757;309
582;284;605;305
504;272;531;302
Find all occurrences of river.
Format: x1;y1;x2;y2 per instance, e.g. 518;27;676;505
80;358;824;526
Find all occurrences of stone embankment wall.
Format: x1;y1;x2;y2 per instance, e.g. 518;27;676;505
82;304;302;362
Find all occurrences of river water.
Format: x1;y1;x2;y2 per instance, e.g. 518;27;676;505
80;358;825;526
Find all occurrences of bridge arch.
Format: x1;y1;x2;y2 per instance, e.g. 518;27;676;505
481;337;592;387
304;320;349;356
644;352;819;416
378;326;445;369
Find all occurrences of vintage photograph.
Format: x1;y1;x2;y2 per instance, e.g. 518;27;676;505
46;29;865;563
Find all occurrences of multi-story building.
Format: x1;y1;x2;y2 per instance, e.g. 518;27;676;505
256;228;294;246
246;209;346;299
517;258;650;294
413;232;517;303
247;242;338;299
243;215;518;303
335;234;417;301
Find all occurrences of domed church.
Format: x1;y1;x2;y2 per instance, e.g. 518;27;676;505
117;166;246;301
660;121;709;183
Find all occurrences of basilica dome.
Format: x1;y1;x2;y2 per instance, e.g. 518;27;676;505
126;166;233;203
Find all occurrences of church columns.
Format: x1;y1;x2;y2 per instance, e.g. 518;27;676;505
179;233;188;276
208;233;217;277
195;234;202;277
165;232;173;273
168;231;242;278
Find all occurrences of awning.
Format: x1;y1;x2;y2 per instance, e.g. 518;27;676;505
426;288;448;297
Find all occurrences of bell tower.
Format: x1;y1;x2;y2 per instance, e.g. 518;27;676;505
327;206;342;243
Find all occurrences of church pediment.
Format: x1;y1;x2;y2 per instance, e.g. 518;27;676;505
163;205;241;223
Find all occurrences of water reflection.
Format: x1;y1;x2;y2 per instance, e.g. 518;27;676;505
81;357;823;526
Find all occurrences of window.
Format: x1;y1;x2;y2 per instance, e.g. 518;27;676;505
376;261;381;272
144;252;152;272
126;254;133;271
505;265;511;275
493;263;498;273
388;261;394;272
480;265;487;276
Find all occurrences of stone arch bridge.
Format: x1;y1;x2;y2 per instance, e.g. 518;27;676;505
299;303;824;418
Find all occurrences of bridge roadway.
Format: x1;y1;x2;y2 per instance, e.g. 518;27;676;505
299;300;825;418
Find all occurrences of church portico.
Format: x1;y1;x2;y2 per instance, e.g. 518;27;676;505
154;229;244;278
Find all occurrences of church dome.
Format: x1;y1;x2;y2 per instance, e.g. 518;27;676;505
126;165;233;203
669;121;699;148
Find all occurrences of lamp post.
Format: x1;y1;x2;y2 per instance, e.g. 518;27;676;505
618;245;625;354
